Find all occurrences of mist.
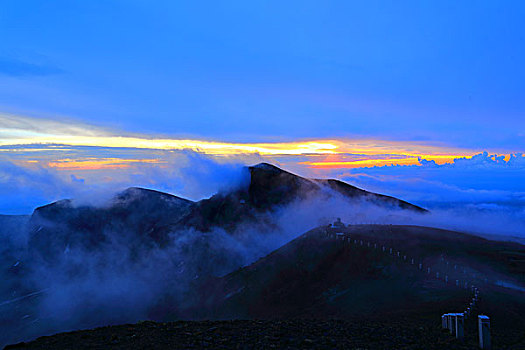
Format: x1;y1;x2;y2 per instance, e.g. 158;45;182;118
1;156;524;347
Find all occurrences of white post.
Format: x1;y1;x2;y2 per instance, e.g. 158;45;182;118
411;258;414;265
419;263;422;270
478;315;491;349
455;313;464;339
445;275;448;283
448;314;456;335
442;314;447;329
427;267;431;274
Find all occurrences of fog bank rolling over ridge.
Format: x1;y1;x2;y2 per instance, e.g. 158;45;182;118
0;151;523;240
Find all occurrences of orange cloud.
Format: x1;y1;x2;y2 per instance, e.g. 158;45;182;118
0;114;493;171
302;154;466;169
47;158;162;170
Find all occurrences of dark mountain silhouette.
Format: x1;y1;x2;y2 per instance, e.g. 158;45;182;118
27;163;426;261
178;163;426;232
197;224;524;319
187;224;525;347
8;224;524;349
28;187;193;262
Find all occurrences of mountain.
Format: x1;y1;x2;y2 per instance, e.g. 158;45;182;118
248;163;426;212
27;163;426;260
191;224;525;347
7;223;525;349
2;163;438;347
178;163;426;232
28;187;193;262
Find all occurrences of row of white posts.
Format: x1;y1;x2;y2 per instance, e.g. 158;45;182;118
330;231;480;293
441;314;491;349
325;223;492;349
442;313;465;339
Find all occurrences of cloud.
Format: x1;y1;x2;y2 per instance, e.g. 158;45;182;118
333;152;525;237
0;151;250;214
0;161;78;214
0;114;478;161
0;113;110;139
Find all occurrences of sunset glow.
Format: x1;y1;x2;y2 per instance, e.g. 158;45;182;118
46;158;163;170
0;114;478;170
303;154;465;168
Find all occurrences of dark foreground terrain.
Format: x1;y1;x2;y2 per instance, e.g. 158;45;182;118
3;225;524;349
3;319;494;350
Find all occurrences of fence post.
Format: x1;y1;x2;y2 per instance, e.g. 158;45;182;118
455;313;464;340
448;314;456;335
478;315;491;349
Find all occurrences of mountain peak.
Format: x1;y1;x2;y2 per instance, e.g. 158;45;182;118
116;187;192;203
249;162;285;173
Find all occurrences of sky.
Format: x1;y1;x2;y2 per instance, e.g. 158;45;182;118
0;1;524;230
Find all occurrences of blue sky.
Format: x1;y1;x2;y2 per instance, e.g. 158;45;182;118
0;1;523;233
1;1;524;147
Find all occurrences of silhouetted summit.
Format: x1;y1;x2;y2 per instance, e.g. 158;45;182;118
28;187;193;262
28;164;426;261
247;162;427;212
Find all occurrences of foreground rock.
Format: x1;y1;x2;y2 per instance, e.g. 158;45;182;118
5;319;482;350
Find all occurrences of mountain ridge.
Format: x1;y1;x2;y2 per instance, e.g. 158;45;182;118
26;162;426;263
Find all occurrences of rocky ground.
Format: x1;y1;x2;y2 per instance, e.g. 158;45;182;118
3;318;511;350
